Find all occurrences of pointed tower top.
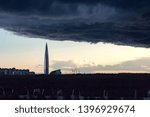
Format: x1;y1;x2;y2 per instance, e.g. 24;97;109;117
46;42;48;47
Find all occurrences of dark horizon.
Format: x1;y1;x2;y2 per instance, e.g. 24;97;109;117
0;73;150;100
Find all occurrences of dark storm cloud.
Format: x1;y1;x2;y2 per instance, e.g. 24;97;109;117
0;0;149;13
0;0;150;47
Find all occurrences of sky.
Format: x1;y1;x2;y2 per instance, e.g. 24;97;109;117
0;0;150;74
1;29;150;74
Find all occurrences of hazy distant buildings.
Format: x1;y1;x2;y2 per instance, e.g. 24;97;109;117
44;43;49;75
0;68;35;76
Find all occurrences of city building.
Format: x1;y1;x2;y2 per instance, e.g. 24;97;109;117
44;43;49;75
0;68;35;76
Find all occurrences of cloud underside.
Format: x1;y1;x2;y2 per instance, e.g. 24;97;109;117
0;0;150;47
51;58;150;73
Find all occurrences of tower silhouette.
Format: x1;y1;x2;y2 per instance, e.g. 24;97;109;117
44;43;49;75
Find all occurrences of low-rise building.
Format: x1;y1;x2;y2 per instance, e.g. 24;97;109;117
0;68;35;76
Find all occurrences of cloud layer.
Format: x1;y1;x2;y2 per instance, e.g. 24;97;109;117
51;58;150;73
0;0;150;47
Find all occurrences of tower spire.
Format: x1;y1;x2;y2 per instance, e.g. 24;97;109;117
44;43;49;75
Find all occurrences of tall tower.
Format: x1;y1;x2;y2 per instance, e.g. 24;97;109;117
44;43;49;75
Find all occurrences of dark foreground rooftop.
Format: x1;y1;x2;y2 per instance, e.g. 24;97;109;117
0;73;150;100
